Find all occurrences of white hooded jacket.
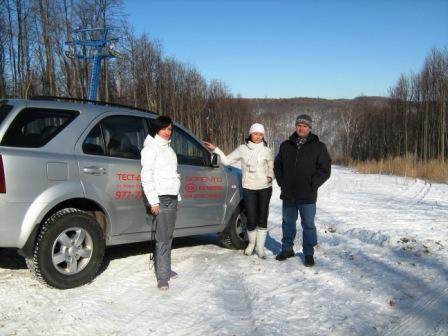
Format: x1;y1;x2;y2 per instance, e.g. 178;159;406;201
140;134;181;206
213;143;274;190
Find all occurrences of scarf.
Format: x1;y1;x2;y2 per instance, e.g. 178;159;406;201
295;137;307;151
247;141;264;172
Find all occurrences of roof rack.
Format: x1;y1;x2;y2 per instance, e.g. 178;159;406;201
30;96;158;115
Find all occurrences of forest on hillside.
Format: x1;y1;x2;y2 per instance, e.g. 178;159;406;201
0;0;252;152
1;0;446;161
248;96;389;158
253;48;447;163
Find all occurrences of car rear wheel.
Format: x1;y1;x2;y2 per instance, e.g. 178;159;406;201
26;208;105;289
220;206;248;250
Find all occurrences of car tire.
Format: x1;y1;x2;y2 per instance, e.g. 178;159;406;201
220;206;248;250
26;208;105;289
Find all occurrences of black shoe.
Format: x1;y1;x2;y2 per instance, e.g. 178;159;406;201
304;255;315;267
275;250;295;261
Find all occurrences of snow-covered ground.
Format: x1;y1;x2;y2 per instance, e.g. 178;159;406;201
1;166;447;336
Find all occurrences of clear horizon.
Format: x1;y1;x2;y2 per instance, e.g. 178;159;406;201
125;0;448;99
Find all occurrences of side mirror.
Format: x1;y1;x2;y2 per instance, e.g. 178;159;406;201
211;153;220;168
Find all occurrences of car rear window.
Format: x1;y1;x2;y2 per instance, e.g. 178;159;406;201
0;103;13;125
1;108;79;148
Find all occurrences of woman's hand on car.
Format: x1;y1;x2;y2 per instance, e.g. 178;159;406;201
203;141;216;151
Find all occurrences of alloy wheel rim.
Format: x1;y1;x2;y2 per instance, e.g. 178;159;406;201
51;227;93;275
234;210;248;243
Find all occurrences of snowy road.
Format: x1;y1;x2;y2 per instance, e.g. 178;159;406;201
1;166;447;335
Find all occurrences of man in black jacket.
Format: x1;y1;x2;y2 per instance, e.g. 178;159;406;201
274;114;331;266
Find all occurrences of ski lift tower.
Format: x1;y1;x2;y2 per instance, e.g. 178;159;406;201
65;27;119;101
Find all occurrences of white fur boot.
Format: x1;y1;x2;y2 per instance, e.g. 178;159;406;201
244;230;257;255
255;228;267;259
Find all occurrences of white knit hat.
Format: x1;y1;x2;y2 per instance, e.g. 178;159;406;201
249;123;265;135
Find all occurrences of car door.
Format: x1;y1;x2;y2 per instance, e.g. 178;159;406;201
169;125;227;229
77;114;149;237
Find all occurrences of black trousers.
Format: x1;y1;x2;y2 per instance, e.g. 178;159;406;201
242;187;272;231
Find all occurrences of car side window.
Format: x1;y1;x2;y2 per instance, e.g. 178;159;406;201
1;108;79;148
83;115;148;160
0;103;13;125
170;126;211;166
83;124;106;156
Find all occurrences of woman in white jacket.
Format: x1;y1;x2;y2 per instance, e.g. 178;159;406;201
141;116;181;290
204;123;274;258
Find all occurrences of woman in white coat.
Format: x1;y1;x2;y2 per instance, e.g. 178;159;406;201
141;116;181;290
204;123;274;258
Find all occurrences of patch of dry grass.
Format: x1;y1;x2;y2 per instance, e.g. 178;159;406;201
353;155;448;183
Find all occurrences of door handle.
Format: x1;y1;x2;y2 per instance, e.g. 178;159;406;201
82;166;107;175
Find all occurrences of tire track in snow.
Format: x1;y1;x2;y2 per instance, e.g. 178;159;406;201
118;249;220;336
382;286;448;336
379;178;431;210
110;247;255;336
413;181;431;205
211;264;257;335
317;168;444;251
317;168;448;336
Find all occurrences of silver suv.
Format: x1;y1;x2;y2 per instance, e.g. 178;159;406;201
0;98;247;289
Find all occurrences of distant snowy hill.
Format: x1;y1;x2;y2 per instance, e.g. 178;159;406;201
246;96;390;158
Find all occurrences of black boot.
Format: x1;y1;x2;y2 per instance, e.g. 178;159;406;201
275;250;295;261
304;255;315;267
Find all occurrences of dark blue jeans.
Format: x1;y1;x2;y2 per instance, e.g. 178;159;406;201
243;187;272;231
281;201;317;256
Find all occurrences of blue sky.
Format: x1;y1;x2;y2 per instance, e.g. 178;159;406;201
124;0;448;99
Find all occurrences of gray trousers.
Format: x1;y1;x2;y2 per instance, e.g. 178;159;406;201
155;195;178;281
